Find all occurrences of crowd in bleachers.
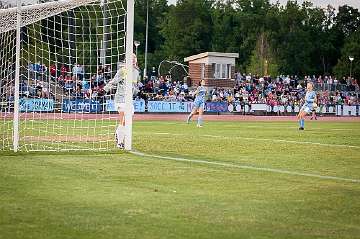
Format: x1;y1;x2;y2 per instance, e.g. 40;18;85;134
2;62;359;108
15;63;113;100
54;63;112;100
135;73;359;107
228;74;360;106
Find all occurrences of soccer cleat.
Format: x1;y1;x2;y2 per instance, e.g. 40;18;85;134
197;124;203;128
299;127;304;130
310;117;313;120
115;133;124;149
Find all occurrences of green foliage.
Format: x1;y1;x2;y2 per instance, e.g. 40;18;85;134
155;0;359;78
14;0;360;78
160;0;213;61
334;31;360;79
134;0;169;71
334;5;360;37
246;32;279;76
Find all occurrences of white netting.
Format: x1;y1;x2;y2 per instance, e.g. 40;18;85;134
0;0;130;151
0;0;97;34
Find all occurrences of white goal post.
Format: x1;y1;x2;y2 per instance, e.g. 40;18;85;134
0;0;135;152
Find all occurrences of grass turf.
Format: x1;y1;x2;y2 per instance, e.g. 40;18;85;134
0;120;360;239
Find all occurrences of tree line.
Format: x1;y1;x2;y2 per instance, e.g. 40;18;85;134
134;0;360;79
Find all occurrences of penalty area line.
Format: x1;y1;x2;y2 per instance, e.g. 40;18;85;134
130;151;360;184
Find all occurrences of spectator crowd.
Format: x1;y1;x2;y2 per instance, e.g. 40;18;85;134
135;73;359;108
1;62;359;110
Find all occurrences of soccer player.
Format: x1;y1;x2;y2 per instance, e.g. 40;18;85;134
297;82;317;130
310;93;318;120
310;107;318;120
104;55;139;148
186;79;206;127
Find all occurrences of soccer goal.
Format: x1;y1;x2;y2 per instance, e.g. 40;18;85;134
0;0;135;152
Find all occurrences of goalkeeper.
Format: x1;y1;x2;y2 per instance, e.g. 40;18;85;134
297;82;317;130
104;55;139;149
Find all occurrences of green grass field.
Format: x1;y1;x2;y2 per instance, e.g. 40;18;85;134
1;120;360;239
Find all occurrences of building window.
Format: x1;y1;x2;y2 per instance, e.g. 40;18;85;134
212;63;219;79
211;64;232;79
212;63;216;78
228;64;232;79
216;64;221;78
222;64;227;78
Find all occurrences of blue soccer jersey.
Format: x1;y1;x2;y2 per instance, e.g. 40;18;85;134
305;91;316;106
195;86;206;100
194;86;206;109
301;90;316;113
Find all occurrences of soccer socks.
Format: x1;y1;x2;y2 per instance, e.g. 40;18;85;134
197;117;203;127
116;125;125;147
187;114;203;127
299;119;305;129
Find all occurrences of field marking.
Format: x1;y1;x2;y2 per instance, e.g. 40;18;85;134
148;132;360;149
130;151;360;184
330;128;356;131
202;134;360;149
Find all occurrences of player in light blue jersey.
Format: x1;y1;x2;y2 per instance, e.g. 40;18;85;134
297;82;317;130
186;79;206;127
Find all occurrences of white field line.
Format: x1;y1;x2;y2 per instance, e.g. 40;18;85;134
147;132;360;149
130;151;360;184
330;129;356;131
238;126;356;131
202;134;360;149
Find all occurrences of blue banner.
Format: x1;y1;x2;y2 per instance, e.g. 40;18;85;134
205;102;228;112
20;98;54;112
62;99;101;113
148;101;192;112
105;99;146;112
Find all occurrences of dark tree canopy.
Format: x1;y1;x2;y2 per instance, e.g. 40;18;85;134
133;0;360;78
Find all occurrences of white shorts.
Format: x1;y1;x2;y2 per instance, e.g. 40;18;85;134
300;105;312;114
115;103;134;115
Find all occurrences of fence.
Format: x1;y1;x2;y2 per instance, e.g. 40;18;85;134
6;98;360;116
313;83;359;93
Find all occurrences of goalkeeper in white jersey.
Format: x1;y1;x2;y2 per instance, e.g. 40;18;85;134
104;55;139;149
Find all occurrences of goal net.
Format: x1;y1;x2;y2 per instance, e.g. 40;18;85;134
0;0;135;152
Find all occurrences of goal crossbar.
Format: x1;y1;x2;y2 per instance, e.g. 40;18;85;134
0;0;99;34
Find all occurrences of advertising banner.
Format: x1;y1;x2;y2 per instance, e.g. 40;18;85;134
205;102;228;113
62;99;101;113
148;101;192;113
105;99;146;112
20;98;54;112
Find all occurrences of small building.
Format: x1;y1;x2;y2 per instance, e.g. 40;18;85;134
184;52;239;88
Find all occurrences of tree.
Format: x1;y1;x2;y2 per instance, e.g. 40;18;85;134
247;32;279;76
134;0;169;71
160;0;214;61
334;5;360;37
271;1;314;75
334;31;360;80
211;1;238;53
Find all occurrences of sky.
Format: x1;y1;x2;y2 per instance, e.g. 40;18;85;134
168;0;360;9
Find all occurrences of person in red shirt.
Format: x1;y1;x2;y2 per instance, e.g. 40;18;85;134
50;64;56;77
60;64;68;76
